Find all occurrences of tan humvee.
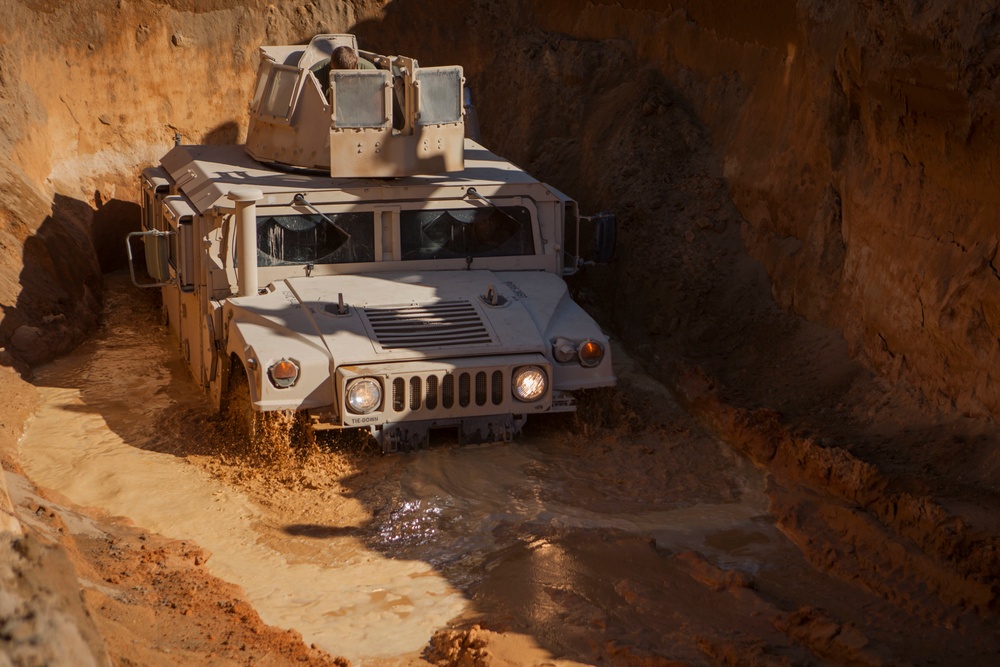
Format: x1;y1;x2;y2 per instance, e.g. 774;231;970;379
129;34;616;452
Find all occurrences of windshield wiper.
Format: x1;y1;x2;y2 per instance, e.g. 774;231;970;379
464;187;525;229
292;193;351;250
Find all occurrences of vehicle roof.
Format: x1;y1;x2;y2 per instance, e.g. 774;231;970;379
161;139;551;213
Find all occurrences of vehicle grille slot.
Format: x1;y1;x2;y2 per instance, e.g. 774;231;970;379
410;377;422;410
364;301;494;349
491;371;503;405
475;372;487;406
442;374;455;408
366;364;519;424
459;372;471;407
392;377;405;412
426;376;439;410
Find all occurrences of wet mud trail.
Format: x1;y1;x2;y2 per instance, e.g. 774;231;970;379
15;274;995;665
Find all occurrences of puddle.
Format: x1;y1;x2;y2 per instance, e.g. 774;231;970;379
372;441;780;576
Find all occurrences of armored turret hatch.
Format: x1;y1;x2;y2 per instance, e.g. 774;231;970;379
245;34;466;178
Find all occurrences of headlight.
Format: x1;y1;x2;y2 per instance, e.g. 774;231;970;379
578;340;604;368
268;358;299;388
552;337;577;363
346;378;382;414
512;366;547;402
551;338;605;368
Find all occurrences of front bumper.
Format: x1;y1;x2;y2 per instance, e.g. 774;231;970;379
325;353;553;427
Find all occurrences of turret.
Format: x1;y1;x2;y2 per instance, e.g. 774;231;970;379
245;34;466;178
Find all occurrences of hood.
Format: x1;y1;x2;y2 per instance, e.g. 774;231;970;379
226;270;586;366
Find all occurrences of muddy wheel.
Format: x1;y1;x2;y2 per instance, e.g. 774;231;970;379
222;364;309;465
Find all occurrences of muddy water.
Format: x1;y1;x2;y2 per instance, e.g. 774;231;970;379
18;276;796;664
17;283;470;662
381;442;772;572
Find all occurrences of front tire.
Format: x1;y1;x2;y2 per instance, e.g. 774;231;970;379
222;363;310;465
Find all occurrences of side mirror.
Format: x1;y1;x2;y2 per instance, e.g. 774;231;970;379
564;211;616;275
580;211;616;264
126;230;173;288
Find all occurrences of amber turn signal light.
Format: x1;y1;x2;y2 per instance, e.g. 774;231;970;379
578;341;604;368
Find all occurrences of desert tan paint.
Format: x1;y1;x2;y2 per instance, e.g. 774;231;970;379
245;35;466;177
135;33;615;452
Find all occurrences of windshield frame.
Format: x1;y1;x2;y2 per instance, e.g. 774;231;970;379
223;198;547;284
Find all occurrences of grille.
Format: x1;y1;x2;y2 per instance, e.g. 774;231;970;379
364;301;494;350
392;378;405;411
475;372;487;406
389;371;506;413
459;373;471;407
442;375;455;409
491;371;503;405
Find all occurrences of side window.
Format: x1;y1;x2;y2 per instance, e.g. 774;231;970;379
260;65;300;121
251;63;301;123
175;219;194;289
168;229;179;270
142;191;155;231
142;185;169;232
256;212;376;266
250;61;272;112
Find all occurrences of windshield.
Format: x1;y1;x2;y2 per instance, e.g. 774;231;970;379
400;206;534;260
256;212;375;266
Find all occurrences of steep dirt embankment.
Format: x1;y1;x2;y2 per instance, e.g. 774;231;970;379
527;0;1000;420
4;0;995;412
0;0;385;369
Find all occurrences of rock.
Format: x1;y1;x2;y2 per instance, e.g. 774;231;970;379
10;326;43;353
0;348;32;379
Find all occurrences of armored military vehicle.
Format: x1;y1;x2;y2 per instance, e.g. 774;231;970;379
129;34;615;452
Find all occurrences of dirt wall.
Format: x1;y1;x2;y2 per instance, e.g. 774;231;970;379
1;0;997;419
0;0;385;369
525;0;1000;418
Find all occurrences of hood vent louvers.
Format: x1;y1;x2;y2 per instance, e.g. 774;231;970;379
364;300;495;350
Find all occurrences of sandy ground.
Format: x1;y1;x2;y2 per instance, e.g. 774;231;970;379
1;274;998;666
